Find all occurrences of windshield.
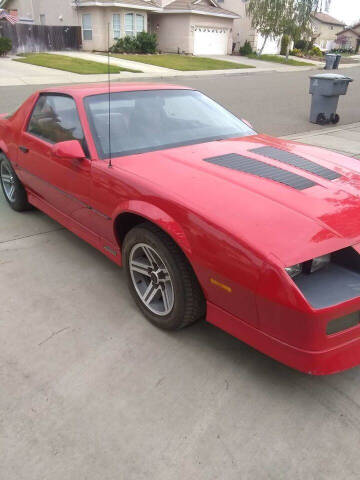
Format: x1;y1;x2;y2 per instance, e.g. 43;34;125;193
84;89;255;159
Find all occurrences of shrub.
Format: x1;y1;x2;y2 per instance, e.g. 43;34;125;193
280;34;290;56
0;37;12;56
331;47;354;54
110;35;136;53
290;48;304;57
110;32;157;54
309;46;323;57
135;31;157;54
239;40;253;56
294;39;315;53
294;39;307;51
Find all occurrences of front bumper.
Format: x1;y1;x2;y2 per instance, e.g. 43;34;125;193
206;301;360;375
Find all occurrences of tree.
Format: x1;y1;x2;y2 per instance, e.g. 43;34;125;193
246;0;286;55
280;0;320;59
247;0;319;56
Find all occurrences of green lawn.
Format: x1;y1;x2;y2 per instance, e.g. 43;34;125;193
110;54;254;71
247;53;313;66
14;53;142;74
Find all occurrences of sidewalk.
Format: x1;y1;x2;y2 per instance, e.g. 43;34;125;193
283;122;360;159
209;54;321;71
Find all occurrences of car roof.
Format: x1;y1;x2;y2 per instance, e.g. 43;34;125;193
41;82;192;98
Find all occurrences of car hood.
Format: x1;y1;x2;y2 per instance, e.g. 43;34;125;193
112;134;360;266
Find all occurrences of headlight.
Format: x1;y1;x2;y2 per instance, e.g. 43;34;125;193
285;264;302;278
311;254;331;273
285;254;331;279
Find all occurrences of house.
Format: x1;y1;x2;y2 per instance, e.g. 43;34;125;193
219;0;281;54
311;12;345;51
336;23;360;52
149;0;238;55
2;0;239;55
2;0;79;25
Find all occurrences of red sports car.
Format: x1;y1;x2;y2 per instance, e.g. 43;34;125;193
1;83;360;375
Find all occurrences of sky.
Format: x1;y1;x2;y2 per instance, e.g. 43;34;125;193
328;0;360;26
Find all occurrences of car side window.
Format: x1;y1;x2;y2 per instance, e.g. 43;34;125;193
27;94;85;145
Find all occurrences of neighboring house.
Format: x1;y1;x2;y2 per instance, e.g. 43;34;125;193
3;0;79;25
336;23;360;52
1;0;239;55
76;0;239;55
219;0;281;54
311;12;345;51
149;0;238;55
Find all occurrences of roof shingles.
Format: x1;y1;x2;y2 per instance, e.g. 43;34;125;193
163;0;238;18
77;0;161;10
76;0;238;17
312;12;345;26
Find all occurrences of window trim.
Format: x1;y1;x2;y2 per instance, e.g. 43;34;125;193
125;12;134;36
26;93;87;148
113;13;121;39
135;13;145;34
124;12;145;37
82;13;93;41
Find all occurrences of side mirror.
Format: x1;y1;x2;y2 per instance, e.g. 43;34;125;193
241;118;253;129
52;140;86;160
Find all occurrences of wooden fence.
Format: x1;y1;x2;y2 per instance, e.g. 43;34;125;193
0;22;82;53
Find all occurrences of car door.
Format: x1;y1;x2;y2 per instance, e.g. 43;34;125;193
18;93;92;224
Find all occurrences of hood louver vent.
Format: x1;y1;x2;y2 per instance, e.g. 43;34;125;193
204;153;316;190
251;146;340;181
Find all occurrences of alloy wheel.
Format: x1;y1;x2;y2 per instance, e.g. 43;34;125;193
0;161;16;202
129;242;175;316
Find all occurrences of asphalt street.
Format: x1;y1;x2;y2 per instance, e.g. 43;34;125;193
0;66;359;136
1;68;360;479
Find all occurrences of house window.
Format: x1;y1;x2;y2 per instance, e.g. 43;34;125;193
124;13;145;36
125;13;134;36
113;14;121;39
82;14;92;41
39;14;45;25
136;14;145;33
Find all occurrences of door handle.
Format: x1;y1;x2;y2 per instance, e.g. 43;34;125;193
19;146;29;153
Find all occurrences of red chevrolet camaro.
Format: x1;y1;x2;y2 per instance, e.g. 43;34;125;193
1;82;360;375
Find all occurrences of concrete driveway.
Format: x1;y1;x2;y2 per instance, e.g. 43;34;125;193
2;69;360;478
2;179;360;479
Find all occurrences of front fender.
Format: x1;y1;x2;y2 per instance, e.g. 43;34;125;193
0;139;8;155
113;200;192;257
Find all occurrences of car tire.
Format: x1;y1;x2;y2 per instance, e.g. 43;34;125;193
0;154;31;212
123;223;206;330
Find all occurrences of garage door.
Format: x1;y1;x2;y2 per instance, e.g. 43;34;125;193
193;27;228;55
256;34;281;55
